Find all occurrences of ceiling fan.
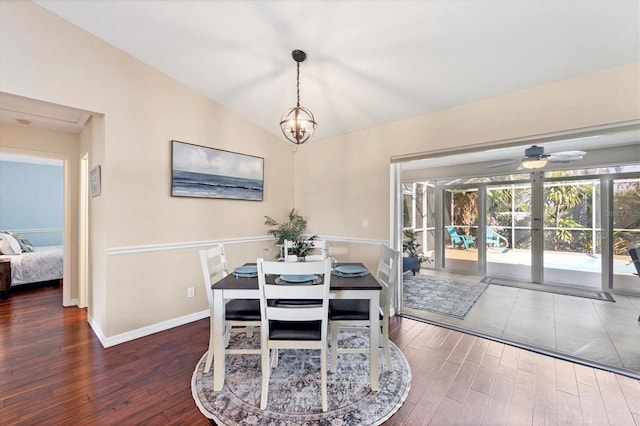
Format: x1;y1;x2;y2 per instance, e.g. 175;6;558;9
486;145;586;170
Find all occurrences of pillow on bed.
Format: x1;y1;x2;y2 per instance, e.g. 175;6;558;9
11;232;35;253
0;232;22;255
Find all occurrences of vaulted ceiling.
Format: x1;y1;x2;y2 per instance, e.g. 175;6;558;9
27;0;639;141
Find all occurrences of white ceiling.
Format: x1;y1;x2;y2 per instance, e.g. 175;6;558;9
29;0;639;142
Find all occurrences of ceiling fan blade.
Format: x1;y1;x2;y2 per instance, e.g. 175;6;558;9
547;150;586;163
486;159;520;169
549;150;586;157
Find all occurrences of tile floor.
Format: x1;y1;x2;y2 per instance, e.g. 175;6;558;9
401;271;640;379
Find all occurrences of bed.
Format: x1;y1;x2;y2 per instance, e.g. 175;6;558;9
0;245;64;287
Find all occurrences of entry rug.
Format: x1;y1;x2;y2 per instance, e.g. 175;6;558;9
481;276;616;302
192;331;411;425
403;274;488;318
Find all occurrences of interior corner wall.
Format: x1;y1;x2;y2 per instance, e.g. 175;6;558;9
294;61;640;267
0;1;295;340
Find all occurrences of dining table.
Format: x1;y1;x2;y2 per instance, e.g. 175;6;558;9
211;262;382;392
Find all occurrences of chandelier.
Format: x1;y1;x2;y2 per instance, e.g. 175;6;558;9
280;50;317;145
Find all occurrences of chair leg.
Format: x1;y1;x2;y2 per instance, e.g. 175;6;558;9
204;333;215;373
382;322;393;372
204;318;216;373
321;346;328;412
330;323;339;373
260;348;271;410
223;323;231;348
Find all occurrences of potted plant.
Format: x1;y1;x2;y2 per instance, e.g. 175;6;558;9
402;229;427;274
264;209;317;258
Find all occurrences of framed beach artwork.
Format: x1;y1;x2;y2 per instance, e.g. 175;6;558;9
171;140;264;201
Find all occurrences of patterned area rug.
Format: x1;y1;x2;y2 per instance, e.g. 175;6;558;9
192;331;411;425
403;274;488;318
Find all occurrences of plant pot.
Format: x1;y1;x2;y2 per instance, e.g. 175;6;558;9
402;257;420;276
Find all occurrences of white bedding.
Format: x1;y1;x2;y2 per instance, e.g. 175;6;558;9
0;245;63;286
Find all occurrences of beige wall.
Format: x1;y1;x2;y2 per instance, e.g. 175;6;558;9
1;1;638;342
0;2;294;339
294;62;640;265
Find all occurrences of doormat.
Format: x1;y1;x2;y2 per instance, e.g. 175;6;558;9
403;274;488;318
481;276;616;302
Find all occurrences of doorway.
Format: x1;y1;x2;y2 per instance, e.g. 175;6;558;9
79;153;89;308
401;165;640;294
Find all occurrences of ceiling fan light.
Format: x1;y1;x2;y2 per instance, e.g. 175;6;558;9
522;158;547;169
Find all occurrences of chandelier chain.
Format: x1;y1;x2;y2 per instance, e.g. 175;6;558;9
296;61;301;108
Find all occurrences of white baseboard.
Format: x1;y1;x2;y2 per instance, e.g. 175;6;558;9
87;314;108;347
88;309;210;348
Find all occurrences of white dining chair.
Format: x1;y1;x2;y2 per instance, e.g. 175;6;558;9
329;245;399;372
283;239;327;262
199;244;261;374
257;258;332;412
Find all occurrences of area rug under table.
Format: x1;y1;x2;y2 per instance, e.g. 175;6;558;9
192;331;411;425
403;274;488;318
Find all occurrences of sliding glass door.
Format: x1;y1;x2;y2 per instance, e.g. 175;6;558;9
443;187;478;273
611;176;640;292
401;165;639;295
486;182;532;282
402;182;436;270
542;175;602;288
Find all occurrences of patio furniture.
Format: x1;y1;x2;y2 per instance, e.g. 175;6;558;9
486;226;509;248
447;225;475;250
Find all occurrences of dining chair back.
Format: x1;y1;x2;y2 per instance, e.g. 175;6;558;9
329;245;399;372
257;258;332;411
283;239;327;262
199;245;261;374
447;225;476;250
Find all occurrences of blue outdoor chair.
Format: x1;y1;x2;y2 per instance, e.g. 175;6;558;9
446;225;475;250
486;226;509;248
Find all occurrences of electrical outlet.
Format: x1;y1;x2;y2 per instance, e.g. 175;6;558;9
187;287;195;298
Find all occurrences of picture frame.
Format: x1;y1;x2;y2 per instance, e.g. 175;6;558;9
90;165;101;197
171;140;264;201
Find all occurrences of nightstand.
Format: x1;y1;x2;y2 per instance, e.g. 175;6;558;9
0;259;10;299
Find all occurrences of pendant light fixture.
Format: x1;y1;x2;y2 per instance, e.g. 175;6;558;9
280;49;317;146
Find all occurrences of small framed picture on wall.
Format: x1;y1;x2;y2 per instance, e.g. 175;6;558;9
90;165;101;197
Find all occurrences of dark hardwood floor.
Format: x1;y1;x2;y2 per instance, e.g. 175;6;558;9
1;285;638;425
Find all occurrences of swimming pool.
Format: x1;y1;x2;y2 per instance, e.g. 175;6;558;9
488;249;635;275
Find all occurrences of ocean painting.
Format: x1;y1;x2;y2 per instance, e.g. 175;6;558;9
171;140;263;201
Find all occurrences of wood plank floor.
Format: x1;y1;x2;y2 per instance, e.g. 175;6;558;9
1;285;638;425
